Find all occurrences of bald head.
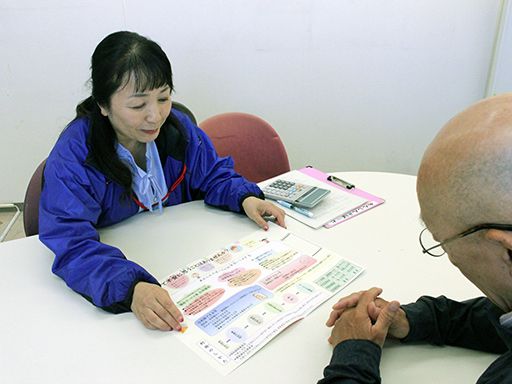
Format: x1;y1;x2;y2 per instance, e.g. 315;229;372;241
417;93;512;233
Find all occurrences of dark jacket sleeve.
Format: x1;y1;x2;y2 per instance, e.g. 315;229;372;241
402;296;507;353
318;340;382;384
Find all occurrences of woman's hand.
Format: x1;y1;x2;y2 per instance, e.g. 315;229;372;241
242;196;286;230
131;282;184;331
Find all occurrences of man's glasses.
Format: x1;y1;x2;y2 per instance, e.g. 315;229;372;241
419;223;512;257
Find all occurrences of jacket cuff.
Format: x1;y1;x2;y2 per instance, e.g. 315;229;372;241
83;278;160;314
320;340;382;384
400;302;431;343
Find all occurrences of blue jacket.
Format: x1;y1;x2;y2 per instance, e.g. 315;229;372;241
39;109;262;313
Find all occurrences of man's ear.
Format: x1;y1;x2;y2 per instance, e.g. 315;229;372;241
98;103;109;117
485;229;512;264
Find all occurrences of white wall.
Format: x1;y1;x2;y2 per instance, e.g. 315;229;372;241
487;0;512;95
0;0;502;202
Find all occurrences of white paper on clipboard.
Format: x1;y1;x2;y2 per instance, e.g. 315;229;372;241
260;170;367;229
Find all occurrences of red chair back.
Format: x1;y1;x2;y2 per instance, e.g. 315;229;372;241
200;112;290;183
23;159;46;236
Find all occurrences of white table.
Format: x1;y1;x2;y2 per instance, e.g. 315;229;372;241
0;172;497;383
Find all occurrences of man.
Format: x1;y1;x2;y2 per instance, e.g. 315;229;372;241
319;93;512;383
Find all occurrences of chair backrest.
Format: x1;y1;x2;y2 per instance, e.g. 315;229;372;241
173;101;197;125
23;159;46;236
200;112;290;183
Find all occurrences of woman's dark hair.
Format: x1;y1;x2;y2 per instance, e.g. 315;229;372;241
76;31;174;195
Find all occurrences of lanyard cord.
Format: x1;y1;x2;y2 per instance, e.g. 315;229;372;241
131;164;187;211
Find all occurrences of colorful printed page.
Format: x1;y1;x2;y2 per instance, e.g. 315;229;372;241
161;224;364;375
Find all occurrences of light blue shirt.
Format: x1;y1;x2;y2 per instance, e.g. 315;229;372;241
116;141;168;213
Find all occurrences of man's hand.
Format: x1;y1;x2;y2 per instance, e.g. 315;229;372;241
327;287;404;348
326;288;410;340
131;282;184;331
242;196;286;230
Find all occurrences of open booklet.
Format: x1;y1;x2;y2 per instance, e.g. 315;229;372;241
260;167;384;229
161;224;364;375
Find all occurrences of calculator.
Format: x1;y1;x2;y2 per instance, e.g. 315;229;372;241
262;179;330;208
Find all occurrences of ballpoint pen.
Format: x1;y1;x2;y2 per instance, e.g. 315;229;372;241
276;200;314;218
327;175;355;189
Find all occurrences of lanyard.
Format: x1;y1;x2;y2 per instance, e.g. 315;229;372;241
131;164;187;211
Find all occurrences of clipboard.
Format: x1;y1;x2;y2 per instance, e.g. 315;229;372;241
298;167;384;228
260;167;384;229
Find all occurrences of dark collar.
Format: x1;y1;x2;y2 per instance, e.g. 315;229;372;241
155;113;188;164
85;112;189;171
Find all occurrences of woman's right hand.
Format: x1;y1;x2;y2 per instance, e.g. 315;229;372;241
131;281;184;331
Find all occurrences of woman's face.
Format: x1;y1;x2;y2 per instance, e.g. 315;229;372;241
99;76;172;153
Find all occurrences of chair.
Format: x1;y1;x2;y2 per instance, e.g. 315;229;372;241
23;159;46;236
200;112;290;183
173;101;197;125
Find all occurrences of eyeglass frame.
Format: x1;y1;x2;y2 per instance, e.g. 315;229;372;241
419;223;512;257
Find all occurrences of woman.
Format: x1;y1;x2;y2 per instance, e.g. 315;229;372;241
39;31;285;332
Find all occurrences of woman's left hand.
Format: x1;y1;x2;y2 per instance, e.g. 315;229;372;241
242;196;286;230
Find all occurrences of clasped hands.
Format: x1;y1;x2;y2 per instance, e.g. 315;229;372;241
325;287;410;348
